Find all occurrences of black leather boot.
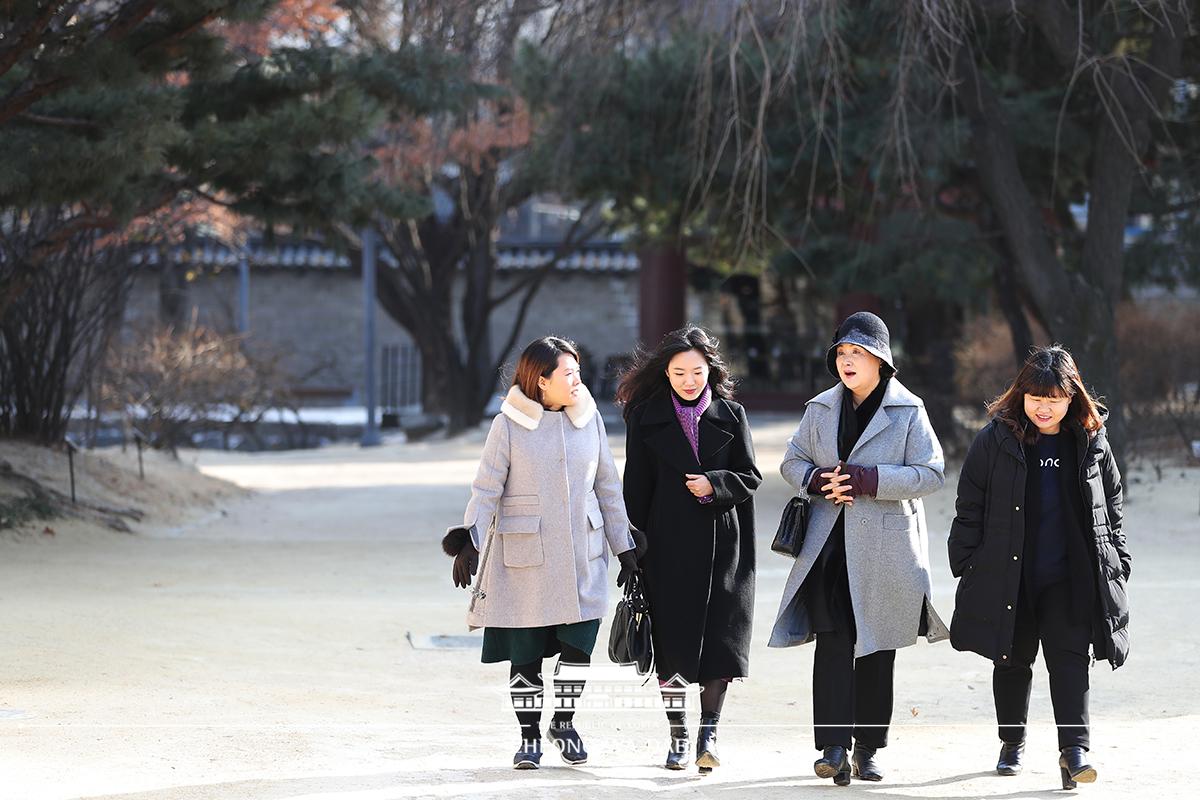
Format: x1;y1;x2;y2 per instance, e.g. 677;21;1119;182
852;743;883;781
665;722;689;770
695;713;720;772
1059;746;1097;789
513;737;542;769
547;719;588;765
996;740;1025;776
815;745;852;786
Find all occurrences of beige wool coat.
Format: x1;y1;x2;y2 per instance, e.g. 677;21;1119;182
456;383;636;630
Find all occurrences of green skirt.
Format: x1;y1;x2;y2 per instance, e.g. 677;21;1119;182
481;619;601;665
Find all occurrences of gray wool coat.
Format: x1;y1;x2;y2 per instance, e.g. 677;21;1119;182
456;383;636;630
768;378;950;657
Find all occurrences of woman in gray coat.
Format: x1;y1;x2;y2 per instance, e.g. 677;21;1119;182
442;336;638;769
768;312;948;786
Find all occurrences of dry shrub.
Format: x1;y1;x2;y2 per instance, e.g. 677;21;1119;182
953;313;1032;410
1117;301;1200;461
101;323;297;451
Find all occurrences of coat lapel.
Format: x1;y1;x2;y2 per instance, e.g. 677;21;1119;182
641;391;703;474
640;390;738;473
812;385;844;465
846;378;921;461
697;399;736;465
847;403;894;461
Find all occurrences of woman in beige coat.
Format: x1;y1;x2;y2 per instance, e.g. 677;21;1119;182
442;336;638;769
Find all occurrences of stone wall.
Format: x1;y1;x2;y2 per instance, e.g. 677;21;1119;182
123;266;641;406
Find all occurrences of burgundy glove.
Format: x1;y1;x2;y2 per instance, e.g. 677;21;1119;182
807;465;839;494
453;541;479;588
839;464;879;498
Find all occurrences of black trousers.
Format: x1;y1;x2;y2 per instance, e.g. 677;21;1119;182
812;626;896;750
993;580;1091;750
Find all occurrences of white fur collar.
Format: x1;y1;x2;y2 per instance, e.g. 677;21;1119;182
501;384;596;431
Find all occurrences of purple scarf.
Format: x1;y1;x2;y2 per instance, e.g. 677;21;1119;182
671;386;714;504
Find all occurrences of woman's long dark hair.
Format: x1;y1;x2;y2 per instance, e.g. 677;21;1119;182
987;344;1105;443
616;325;735;420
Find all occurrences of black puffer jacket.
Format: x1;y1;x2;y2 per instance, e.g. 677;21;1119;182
948;416;1130;669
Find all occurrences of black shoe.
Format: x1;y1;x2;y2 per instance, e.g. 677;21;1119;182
695;714;720;770
815;745;852;786
513;738;542;770
852;744;883;781
1059;746;1097;789
547;720;588;765
996;741;1025;776
665;728;689;770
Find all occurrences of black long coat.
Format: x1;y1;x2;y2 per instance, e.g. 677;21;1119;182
623;390;762;684
947;417;1131;669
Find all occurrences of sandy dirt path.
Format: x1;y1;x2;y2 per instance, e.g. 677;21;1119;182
1;415;1197;800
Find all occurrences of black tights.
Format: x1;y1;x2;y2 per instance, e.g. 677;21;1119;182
661;678;729;736
510;643;590;742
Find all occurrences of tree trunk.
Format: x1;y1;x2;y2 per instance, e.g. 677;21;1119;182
901;293;963;452
638;242;687;347
958;3;1188;467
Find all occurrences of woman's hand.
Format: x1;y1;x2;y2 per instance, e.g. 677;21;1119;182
684;473;714;498
811;464;854;505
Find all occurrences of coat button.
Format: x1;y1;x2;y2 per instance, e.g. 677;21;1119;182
1014;505;1020;511
1012;555;1019;560
1001;654;1008;660
1006;604;1013;610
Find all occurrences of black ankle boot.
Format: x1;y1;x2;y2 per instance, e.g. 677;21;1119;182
815;745;851;786
513;737;542;769
695;713;720;772
1059;746;1097;789
852;743;883;781
547;719;588;765
665;722;689;770
996;740;1025;776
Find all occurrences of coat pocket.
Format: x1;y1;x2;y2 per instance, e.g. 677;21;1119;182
586;499;605;560
501;494;540;511
497;514;544;568
882;512;919;531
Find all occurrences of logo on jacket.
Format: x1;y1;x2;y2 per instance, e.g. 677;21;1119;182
1039;457;1061;468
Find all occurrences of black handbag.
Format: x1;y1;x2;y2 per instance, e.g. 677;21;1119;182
608;571;653;675
771;495;810;558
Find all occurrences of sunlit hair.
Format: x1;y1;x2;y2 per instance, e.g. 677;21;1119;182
512;336;580;404
987;344;1104;443
616;325;735;419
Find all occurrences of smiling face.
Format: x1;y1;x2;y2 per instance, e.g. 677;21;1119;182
835;343;883;395
1024;391;1070;435
537;353;582;408
666;348;710;401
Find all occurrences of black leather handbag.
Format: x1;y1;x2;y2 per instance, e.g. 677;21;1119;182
771;495;810;558
608;571;653;675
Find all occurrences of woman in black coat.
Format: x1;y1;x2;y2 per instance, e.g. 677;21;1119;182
949;345;1130;790
617;325;762;774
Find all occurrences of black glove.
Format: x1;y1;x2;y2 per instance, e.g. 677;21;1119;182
616;549;639;588
453;541;479;588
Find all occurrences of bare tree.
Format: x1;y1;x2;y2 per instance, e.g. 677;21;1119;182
0;208;135;443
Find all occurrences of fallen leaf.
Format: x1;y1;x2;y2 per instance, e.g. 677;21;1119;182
910;707;919;717
42;526;55;536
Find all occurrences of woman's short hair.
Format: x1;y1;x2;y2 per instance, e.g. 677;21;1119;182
512;336;581;402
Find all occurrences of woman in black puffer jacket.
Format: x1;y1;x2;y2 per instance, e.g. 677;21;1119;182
948;345;1129;791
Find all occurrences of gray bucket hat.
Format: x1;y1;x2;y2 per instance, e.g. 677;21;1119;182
825;311;897;378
